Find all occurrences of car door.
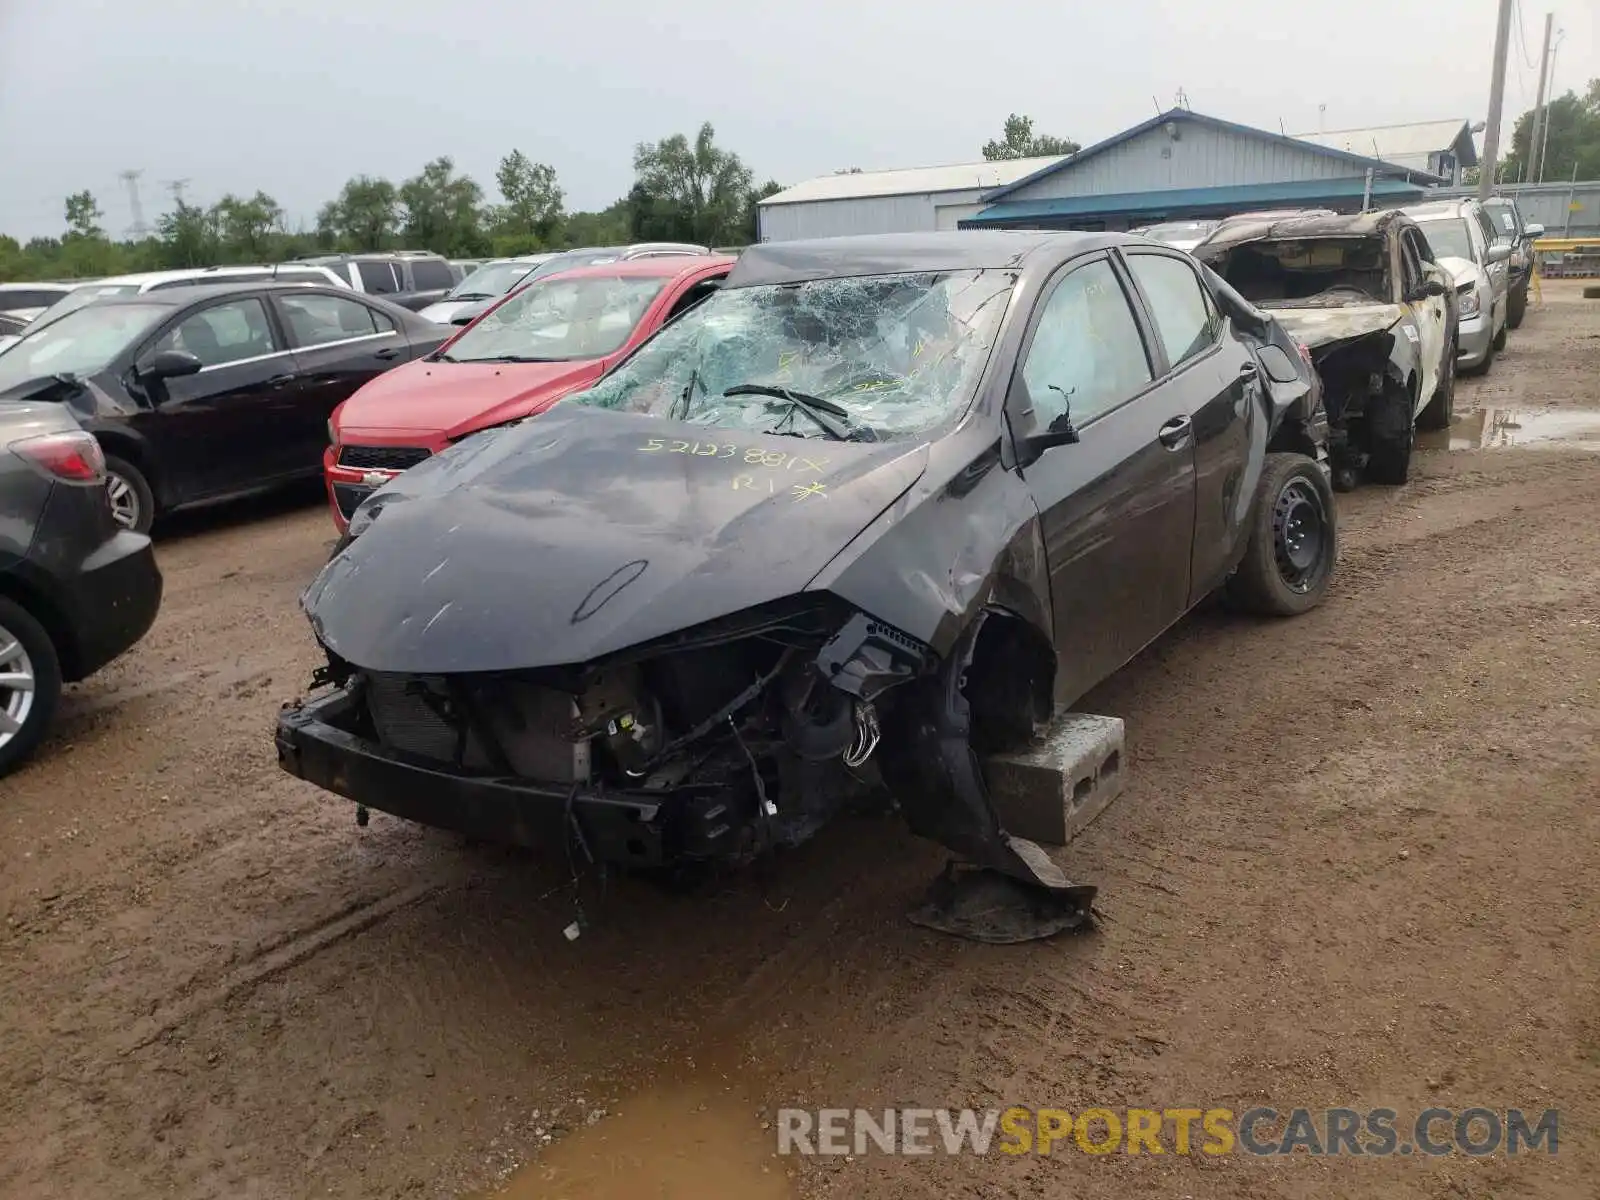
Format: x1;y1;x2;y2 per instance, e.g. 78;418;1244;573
269;290;408;468
1009;252;1198;705
1473;208;1509;323
132;295;304;501
1122;248;1260;604
1396;229;1444;413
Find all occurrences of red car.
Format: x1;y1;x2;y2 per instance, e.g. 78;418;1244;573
324;254;736;529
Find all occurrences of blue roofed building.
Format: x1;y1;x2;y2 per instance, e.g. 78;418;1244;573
960;108;1446;232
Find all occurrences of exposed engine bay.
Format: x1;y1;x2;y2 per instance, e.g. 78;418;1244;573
291;595;1085;912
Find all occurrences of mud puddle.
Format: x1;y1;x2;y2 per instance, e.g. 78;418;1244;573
484;1072;794;1200
1420;406;1600;452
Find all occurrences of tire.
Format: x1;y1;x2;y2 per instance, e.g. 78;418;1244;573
1225;453;1337;618
1417;340;1455;431
103;455;155;535
1506;285;1527;330
1584;284;1600;300
1365;384;1416;486
0;596;64;778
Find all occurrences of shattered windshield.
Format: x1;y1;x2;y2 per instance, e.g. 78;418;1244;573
567;269;1016;441
1210;238;1391;307
444;274;668;362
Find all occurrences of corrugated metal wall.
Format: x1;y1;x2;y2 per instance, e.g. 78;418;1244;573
1408;181;1599;238
1001;122;1356;202
758;189;990;242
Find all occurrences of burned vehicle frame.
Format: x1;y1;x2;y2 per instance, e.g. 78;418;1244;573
1192;210;1457;490
277;231;1336;916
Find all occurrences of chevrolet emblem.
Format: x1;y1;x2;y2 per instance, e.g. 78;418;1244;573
361;471;392;488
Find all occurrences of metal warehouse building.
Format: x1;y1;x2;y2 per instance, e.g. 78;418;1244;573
1290;119;1479;187
756;156;1065;242
758;108;1451;241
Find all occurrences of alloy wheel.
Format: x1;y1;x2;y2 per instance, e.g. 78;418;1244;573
0;621;36;749
1272;477;1329;594
107;471;141;531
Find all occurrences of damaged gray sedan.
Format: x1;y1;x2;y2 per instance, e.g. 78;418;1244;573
276;231;1335;921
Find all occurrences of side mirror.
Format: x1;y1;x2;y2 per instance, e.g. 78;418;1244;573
1412;279;1448;300
137;349;203;380
1523;223;1545;240
1486;243;1512;265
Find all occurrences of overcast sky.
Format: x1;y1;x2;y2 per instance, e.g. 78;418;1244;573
1;0;1596;241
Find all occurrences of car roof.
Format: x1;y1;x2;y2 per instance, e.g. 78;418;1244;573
0;281;76;293
530;254;738;284
79;281;364;307
724;231;1117;287
1194;209;1409;256
1400;200;1474;221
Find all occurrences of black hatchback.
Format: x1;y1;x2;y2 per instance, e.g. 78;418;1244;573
0;283;448;532
0;400;162;776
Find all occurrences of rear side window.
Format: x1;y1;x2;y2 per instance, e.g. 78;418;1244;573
1125;253;1221;369
277;294;382;345
356;261;400;293
0;288;68;311
409;259;454;290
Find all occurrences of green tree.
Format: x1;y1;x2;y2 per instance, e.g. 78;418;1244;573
1500;80;1600;184
156;199;221;268
981;114;1079;161
560;198;632;248
630;123;754;246
493;150;564;249
398;157;487;255
64;190;105;240
212;191;285;260
317;175;400;251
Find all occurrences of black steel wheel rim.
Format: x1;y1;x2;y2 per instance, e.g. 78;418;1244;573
1273;477;1328;593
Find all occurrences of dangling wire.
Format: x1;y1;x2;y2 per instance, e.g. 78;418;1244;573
843;701;880;768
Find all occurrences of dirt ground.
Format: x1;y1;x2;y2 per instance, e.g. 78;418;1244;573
4;281;1598;1200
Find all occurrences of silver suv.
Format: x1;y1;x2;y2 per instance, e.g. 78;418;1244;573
1400;198;1512;375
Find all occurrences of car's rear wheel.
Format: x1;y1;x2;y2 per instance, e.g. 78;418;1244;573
1226;453;1337;617
1417;341;1456;431
1506;284;1527;329
104;455;155;535
0;597;63;778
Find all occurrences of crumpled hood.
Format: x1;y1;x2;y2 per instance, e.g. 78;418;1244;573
1264;304;1404;348
334;357;608;440
1435;255;1481;289
305;406;930;674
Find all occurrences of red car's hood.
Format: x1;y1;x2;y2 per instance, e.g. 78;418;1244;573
335;357;607;441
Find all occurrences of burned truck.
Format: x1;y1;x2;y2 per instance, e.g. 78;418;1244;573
276;232;1336;924
1192;210;1458;490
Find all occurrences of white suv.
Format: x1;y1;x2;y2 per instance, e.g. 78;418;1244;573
1400;199;1512;375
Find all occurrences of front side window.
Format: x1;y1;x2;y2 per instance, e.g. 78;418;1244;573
570;268;1015;442
1125;253;1219;369
1021;258;1152;429
0;302;166;390
153;298;280;368
446;274;670;364
277;294;382;346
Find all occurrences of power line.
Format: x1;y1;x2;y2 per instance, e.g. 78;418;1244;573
1512;0;1540;69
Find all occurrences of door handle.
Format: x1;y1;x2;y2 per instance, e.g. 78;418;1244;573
1238;361;1259;381
1158;415;1193;449
373;347;402;360
266;373;295;389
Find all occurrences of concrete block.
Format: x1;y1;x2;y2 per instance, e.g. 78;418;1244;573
981;713;1125;847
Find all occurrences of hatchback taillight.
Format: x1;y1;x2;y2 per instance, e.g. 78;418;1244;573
8;431;106;484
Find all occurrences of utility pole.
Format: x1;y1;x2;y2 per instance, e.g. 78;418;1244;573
1536;29;1564;182
119;169;149;239
1527;13;1554;186
163;178;191;207
1477;0;1513;201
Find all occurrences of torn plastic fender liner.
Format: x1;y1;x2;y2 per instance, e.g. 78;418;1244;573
877;609;1095;904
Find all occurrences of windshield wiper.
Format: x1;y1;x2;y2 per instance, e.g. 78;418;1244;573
459;354;566;364
447;291;493;301
423;351;457;363
721;383;851;441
